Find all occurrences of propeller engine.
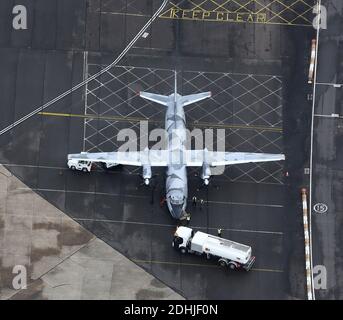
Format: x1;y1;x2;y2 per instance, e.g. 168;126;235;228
201;162;211;186
201;148;212;185
142;164;152;186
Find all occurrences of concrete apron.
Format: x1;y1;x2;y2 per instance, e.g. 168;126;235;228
0;165;183;300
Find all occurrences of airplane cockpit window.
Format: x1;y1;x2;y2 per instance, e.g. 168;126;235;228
170;194;184;205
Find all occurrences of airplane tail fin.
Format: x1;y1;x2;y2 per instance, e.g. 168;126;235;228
181;92;212;107
140;71;211;107
139;92;169;106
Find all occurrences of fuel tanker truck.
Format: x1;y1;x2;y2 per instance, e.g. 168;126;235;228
172;226;255;271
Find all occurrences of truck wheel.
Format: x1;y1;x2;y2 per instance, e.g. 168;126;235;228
82;168;88;173
218;258;228;267
71;166;76;171
228;262;237;270
180;247;187;254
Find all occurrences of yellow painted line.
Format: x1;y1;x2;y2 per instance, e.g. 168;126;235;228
166;0;314;25
39;111;146;124
98;9;313;27
159;15;312;27
39;112;282;133
190;121;283;132
132;258;283;273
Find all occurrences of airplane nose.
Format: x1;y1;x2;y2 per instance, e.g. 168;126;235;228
170;203;184;219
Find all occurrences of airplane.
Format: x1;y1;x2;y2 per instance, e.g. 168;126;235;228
68;72;285;219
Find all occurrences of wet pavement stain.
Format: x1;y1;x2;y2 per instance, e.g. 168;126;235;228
136;288;166;300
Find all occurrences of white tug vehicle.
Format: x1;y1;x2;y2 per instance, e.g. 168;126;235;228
67;158;93;172
173;226;255;271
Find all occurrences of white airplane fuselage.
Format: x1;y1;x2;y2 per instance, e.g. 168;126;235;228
165;94;188;219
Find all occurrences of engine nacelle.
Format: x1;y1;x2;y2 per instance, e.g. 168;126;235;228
143;164;152;185
105;162;118;169
201;163;211;185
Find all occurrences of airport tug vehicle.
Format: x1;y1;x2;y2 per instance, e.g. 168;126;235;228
173;226;255;271
68;152;119;173
67;157;93;173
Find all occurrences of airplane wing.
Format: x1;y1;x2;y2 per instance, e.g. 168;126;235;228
68;150;169;167
208;151;285;166
185;150;285;167
68;149;284;167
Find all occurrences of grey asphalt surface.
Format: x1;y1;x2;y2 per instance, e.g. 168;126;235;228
0;0;317;299
311;0;343;300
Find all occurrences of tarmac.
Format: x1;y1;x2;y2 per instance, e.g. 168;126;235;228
0;0;320;299
311;0;343;299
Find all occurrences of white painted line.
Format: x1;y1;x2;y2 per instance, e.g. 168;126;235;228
86;63;283;78
0;162;285;188
207;199;283;208
17;187;150;199
0;163;67;170
0;162;127;175
308;0;322;301
212;176;285;186
0;0;170;137
82;51;89;152
74;218;283;235
314;113;342;118
82;64;284;184
317;82;343;87
16;186;283;210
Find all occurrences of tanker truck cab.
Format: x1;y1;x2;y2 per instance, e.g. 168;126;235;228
172;226;194;254
173;226;255;271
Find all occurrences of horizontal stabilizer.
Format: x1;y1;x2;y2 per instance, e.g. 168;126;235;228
140;92;169;106
181;92;211;107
